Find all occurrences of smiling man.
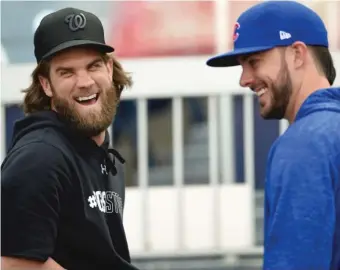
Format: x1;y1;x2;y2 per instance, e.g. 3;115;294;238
207;1;339;270
1;7;139;270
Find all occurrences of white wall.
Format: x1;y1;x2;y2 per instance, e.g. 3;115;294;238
124;184;254;254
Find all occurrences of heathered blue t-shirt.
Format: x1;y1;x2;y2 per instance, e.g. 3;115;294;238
263;87;340;270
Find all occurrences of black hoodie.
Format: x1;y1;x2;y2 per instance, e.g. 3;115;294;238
1;110;139;270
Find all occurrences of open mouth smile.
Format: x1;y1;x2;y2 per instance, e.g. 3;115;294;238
74;93;99;105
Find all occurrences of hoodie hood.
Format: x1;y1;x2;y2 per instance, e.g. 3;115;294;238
9;110;124;175
295;87;340;121
11;110;69;148
11;110;103;152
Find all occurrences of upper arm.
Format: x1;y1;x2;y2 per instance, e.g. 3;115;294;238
264;137;336;269
1;142;72;262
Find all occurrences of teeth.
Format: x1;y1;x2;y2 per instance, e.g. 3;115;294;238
257;88;267;97
76;94;97;102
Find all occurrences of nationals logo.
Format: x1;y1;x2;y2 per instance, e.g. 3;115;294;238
64;13;87;32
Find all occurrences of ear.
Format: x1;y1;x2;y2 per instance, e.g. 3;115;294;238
290;41;308;70
38;75;53;97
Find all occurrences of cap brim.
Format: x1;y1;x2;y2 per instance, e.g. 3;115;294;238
206;46;274;67
42;39;115;61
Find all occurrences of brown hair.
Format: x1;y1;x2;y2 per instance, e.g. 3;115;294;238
309;46;336;86
21;53;133;114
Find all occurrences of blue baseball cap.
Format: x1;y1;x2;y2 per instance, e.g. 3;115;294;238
206;1;328;67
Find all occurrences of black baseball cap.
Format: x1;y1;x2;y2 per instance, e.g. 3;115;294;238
34;7;114;63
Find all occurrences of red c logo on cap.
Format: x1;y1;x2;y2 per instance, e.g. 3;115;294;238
233;22;240;42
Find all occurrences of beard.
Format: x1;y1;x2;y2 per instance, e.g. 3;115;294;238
262;60;293;120
52;85;119;137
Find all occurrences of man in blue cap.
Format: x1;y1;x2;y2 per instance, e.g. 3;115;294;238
207;1;339;270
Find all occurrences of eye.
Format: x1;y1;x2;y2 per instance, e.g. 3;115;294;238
59;70;73;78
89;62;103;71
248;58;260;68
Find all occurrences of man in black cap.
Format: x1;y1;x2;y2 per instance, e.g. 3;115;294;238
1;7;139;270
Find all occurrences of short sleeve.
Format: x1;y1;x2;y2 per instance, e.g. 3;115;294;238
1;142;72;262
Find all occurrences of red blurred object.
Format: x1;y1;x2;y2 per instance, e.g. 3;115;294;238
107;1;340;58
108;1;215;58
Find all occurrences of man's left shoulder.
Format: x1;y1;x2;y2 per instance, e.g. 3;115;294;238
289;110;340;142
299;109;340;134
274;111;340;162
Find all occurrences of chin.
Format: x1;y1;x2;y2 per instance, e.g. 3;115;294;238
260;106;273;119
76;102;102;112
261;108;285;120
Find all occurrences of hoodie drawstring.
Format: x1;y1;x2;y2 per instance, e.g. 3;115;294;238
105;149;125;176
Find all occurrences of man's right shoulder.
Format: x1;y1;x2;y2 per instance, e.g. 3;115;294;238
1;139;74;191
5;126;73;162
10;126;68;151
2;139;70;173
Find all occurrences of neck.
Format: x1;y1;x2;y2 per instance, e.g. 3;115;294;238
51;108;108;146
285;73;330;124
91;131;106;146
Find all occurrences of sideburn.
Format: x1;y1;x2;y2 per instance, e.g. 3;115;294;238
266;54;293;120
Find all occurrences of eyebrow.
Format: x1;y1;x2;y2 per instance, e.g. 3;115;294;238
55;57;104;73
86;58;103;69
239;53;257;62
55;66;73;74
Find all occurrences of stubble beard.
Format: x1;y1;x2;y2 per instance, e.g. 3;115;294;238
263;60;293;120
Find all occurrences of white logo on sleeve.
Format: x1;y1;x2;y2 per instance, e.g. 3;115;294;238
88;191;123;217
280;31;291;40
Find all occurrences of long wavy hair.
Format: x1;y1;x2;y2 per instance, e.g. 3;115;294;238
21;53;133;115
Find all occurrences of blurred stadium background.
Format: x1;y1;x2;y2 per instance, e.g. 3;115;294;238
1;1;340;269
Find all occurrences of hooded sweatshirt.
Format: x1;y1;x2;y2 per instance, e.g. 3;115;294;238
263;87;340;270
1;110;139;270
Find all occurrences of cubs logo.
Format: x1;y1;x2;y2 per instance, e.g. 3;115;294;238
233;22;240;42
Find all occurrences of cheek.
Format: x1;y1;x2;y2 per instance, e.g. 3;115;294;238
51;79;74;98
255;68;278;86
95;73;112;88
269;65;282;80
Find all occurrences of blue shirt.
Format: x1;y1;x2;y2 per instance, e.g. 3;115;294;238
263;87;340;270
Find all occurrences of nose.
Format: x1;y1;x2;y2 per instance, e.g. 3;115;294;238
239;68;255;88
76;71;95;89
